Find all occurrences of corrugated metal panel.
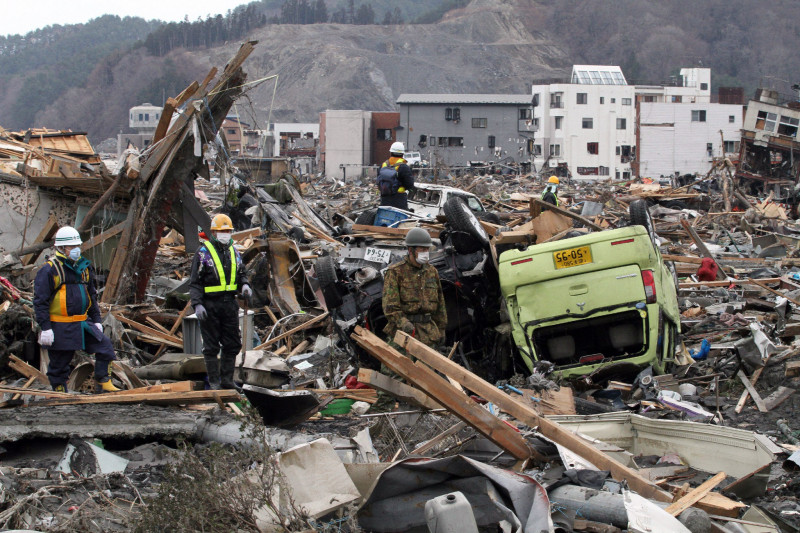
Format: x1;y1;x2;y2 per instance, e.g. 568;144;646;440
396;94;532;105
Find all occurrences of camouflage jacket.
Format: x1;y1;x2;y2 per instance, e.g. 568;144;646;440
382;256;447;347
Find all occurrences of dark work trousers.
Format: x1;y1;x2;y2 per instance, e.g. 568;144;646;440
379;193;408;210
47;332;116;389
199;296;242;386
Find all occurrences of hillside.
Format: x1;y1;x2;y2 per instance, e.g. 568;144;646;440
2;0;800;145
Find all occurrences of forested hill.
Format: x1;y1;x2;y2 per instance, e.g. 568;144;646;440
1;0;800;146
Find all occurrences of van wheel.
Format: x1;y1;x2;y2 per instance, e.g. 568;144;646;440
315;255;343;309
444;197;490;253
477;211;501;224
355;209;377;226
630;199;657;244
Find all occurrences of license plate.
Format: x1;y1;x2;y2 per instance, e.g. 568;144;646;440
364;247;392;264
553;246;592;269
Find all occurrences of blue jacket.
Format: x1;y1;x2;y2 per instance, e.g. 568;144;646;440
33;253;103;351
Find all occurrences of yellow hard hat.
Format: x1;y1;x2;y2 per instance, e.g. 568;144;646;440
210;214;234;231
548;176;560;184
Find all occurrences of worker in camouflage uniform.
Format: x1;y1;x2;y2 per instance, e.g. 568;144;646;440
370;228;447;417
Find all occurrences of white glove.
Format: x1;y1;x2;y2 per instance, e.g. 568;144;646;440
242;284;253;298
94;323;103;335
39;329;54;347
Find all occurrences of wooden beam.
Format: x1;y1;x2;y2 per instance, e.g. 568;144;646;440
664;472;726;516
20;213;58;266
151;98;178;145
411;421;468;456
351;224;441;238
112;313;183;345
751;279;800;307
252;312;329;350
81;222;125;253
8;355;49;386
352;327;534;461
680;219;726;280
357;368;443;410
31;389;239;407
679;278;782;289
762;386;795;411
737;370;767;412
394;330;672;502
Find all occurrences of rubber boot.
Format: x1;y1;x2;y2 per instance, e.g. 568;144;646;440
53;384;67;393
219;355;242;392
94;361;120;393
204;354;221;390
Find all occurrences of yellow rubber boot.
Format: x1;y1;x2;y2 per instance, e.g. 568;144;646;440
95;378;120;393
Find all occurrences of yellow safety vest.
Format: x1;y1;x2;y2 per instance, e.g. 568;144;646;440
202;240;238;293
47;258;90;323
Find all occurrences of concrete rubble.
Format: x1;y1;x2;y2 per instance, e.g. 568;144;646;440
0;43;799;533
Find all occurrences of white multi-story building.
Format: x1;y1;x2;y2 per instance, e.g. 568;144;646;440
636;68;744;178
531;66;637;180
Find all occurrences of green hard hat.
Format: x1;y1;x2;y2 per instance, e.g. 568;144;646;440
405;227;433;247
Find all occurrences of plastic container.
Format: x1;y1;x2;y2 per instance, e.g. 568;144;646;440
424;492;478;533
319;398;355;415
374;207;410;227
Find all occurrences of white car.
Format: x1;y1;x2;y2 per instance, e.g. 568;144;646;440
403;152;428;167
406;183;486;218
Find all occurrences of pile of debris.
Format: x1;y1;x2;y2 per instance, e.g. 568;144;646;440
2;41;800;532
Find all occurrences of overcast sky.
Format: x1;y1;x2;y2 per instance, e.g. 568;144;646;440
1;0;250;37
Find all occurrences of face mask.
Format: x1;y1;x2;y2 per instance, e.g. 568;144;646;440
216;233;232;245
416;250;430;264
68;248;81;261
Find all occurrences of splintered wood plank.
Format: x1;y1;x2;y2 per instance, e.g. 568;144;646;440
394;330;672;502
21;213;59;266
352;327;534;461
737;370;768;412
252;312;329;351
762;386;795;411
31;390;239;407
8;355;49;386
357;368;442;410
664;472;727;516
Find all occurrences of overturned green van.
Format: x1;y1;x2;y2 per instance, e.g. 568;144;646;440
498;201;680;379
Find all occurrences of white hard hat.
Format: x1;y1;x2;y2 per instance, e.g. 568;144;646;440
390;141;405;154
54;226;82;247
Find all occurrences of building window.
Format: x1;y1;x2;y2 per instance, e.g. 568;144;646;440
418;134;427;147
622;171;631;180
587;142;599;154
438;137;447;147
707;143;714;156
599;166;609;176
724;140;740;153
138;113;143;121
756;111;777;131
144;113;150;121
445;108;452;121
729;115;735;123
448;137;463;147
700;82;708;90
577;93;588;104
691;110;707;122
610;98;616;103
156;113;160;119
617;118;627;129
377;128;393;141
600;97;605;104
550;93;563;109
643;95;657;102
622;98;632;105
671;96;682;103
472;118;487;128
228;128;237;135
554;117;563;130
452;108;461;122
488;135;496;148
619;145;634;162
778;115;800;137
532;144;542;155
519;108;532;120
550;144;561;157
582;118;593;129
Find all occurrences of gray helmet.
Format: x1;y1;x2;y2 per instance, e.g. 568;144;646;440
405;227;433;247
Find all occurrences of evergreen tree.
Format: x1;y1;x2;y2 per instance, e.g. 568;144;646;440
313;0;329;23
355;4;375;25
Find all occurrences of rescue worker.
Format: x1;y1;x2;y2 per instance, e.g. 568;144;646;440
189;214;252;390
382;228;447;349
33;226;119;393
377;141;415;210
541;175;560;208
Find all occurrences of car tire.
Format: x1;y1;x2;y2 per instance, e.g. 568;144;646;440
316;255;343;309
355;209;377;226
630;199;657;245
444;197;490;253
662;200;687;210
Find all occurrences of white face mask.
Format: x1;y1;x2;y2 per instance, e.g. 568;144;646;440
416;250;430;264
68;247;81;261
216;233;232;245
